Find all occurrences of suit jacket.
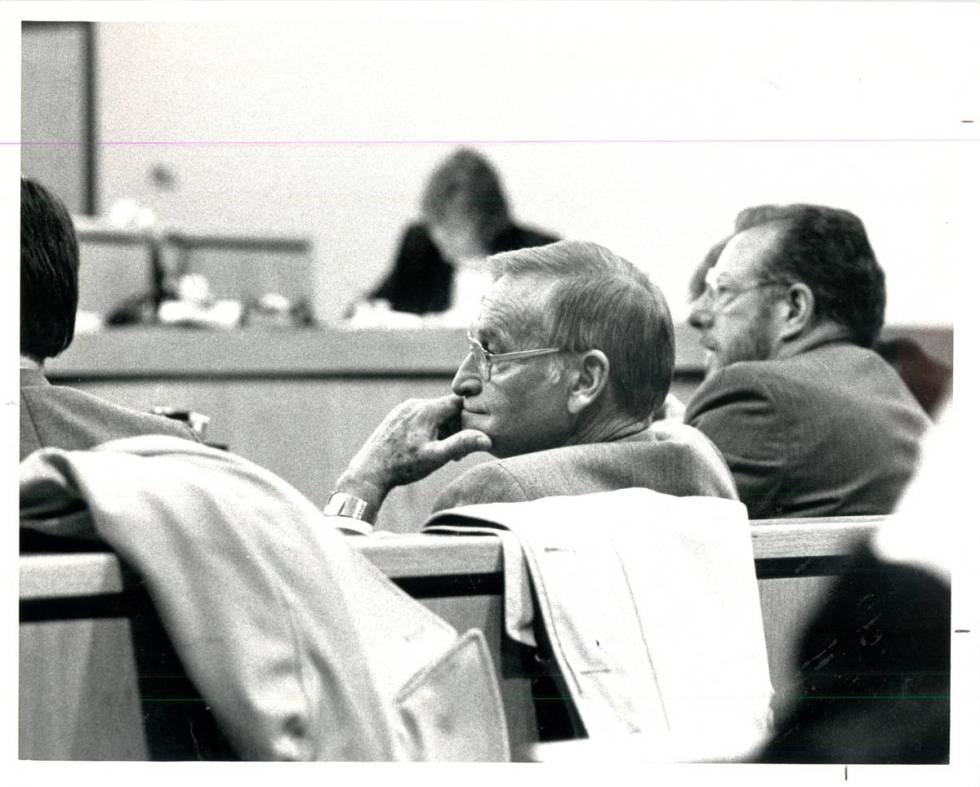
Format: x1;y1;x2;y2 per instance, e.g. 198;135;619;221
20;367;196;461
369;221;558;314
684;340;930;519
432;420;738;512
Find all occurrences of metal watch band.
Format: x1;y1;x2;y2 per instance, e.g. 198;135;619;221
323;491;371;520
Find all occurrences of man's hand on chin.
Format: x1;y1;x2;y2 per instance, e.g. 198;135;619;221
332;395;492;521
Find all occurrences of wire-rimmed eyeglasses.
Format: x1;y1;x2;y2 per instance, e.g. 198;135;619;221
466;334;562;381
696;267;785;311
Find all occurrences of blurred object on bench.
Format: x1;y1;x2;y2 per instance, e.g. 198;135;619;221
74;215;312;328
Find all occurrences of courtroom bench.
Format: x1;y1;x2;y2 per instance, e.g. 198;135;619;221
19;516;885;760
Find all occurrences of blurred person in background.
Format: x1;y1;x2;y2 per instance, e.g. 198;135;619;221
683;204;929;519
19;177;196;461
350;147;558;318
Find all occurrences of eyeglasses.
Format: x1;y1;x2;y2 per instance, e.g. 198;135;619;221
466;334;562;381
697;268;784;312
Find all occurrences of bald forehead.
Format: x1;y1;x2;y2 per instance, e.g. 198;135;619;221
715;223;784;281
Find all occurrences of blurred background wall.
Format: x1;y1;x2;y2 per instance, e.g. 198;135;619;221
21;6;971;326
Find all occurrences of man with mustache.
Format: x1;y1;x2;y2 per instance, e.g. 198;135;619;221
683;204;929;519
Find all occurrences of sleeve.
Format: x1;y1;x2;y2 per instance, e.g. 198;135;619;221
684;366;787;519
431;462;530;512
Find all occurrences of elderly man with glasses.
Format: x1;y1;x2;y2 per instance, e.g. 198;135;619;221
326;240;737;530
683;204;930;520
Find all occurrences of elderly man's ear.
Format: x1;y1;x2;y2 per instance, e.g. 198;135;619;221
566;349;611;415
777;282;817;342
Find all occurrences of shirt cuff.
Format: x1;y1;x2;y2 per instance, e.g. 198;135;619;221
323;514;374;536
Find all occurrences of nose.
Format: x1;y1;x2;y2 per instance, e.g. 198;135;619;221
451;352;484;397
687;293;713;329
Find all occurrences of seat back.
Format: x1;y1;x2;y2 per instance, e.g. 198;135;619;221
19;515;884;760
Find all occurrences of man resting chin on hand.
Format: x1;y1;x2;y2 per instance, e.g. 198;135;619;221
324;241;738;534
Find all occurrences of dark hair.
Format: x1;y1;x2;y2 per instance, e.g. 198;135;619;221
21;178;79;361
688;207;799;301
490;240;675;418
421;148;510;247
739;203;886;347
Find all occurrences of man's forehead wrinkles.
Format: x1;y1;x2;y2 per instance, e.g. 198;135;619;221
476;297;515;339
477;281;545;347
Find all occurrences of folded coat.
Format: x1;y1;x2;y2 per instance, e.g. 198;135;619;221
425;488;774;760
19;436;509;761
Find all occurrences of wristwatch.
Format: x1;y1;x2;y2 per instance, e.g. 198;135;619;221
323;491;371;521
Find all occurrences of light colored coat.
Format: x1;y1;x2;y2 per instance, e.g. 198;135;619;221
20;367;195;460
425;489;774;760
20;436;509;761
433;420;738;512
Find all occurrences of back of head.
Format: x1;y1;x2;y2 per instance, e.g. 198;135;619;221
421;148;510;246
739;203;885;347
21;178;79;362
489;240;675;418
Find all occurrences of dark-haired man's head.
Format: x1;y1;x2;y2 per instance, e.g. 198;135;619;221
688;204;885;374
21;178;80;363
421;148;510;264
452;240;674;458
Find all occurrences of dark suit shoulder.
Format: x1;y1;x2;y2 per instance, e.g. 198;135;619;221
685;360;782;424
684;342;929;518
686;343;902;421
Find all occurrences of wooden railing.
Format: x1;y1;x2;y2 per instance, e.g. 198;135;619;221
19;516;884;760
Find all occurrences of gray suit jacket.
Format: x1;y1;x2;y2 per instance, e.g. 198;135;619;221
432;421;738;512
20;367;196;461
684;340;930;519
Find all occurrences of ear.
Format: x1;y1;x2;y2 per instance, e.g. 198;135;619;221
778;282;816;342
566;350;611;415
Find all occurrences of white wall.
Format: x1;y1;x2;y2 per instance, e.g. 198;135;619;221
92;4;976;324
